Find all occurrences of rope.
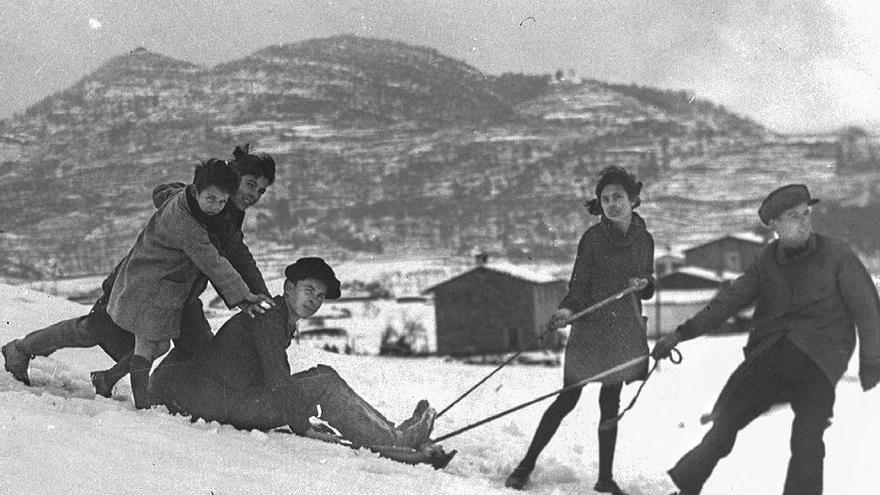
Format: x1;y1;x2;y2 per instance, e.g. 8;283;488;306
599;347;682;431
430;355;649;444
436;328;552;419
435;280;649;419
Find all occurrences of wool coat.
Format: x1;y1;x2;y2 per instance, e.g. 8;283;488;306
90;183;268;356
560;213;655;385
152;183;270;302
107;185;252;340
679;233;880;421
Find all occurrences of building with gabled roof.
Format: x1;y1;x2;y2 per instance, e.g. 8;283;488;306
422;257;567;356
683;232;768;274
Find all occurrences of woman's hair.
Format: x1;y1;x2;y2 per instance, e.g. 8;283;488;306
192;158;241;195
584;165;643;216
229;143;276;185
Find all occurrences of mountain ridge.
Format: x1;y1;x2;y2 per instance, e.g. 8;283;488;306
2;35;874;281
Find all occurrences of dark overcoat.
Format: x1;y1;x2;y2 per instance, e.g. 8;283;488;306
149;296;314;431
560;213;655;385
680;234;880;422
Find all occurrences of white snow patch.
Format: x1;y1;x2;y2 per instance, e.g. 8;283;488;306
1;282;877;494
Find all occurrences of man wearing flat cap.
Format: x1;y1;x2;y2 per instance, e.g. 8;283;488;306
149;257;441;459
652;184;880;495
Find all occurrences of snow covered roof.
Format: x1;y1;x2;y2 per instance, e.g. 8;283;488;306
644;289;719;304
483;262;561;284
729;232;767;244
422;262;562;293
672;266;742;282
683;232;766;252
655;253;685;262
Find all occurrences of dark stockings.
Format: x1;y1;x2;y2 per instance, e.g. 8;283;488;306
517;383;623;480
597;383;622;481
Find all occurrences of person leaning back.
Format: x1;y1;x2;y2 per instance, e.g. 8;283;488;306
653;184;880;495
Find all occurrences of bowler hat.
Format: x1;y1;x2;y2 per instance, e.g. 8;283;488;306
284;257;341;299
758;184;819;225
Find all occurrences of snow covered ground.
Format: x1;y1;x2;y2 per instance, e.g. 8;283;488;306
1;283;878;494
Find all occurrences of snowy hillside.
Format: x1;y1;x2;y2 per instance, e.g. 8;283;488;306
1;283;878;494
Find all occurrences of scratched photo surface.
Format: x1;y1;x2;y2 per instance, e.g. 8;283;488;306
1;1;879;494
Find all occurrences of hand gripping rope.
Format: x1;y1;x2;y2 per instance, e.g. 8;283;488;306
599;346;681;431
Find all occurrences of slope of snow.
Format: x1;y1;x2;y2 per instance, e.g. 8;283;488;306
1;283;878;494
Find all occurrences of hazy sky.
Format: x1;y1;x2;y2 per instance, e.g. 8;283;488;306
2;0;878;133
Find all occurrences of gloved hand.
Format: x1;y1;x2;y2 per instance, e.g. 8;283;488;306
548;308;574;330
651;330;683;360
859;362;880;392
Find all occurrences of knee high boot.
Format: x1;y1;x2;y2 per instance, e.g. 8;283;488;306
129;354;152;410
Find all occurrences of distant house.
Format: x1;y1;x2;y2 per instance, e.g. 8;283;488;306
836;128;880;172
683;232;767;274
654;251;685;278
644;266;752;337
423;257;567;356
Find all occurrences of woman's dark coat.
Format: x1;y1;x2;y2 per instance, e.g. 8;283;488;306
560;213;655;385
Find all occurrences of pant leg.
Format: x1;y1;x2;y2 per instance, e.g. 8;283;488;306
82;305;135;362
781;344;835;495
669;342;789;493
18;314;103;356
149;349;216;417
265;365;399;448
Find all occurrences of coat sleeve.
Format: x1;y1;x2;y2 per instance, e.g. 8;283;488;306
680;261;760;340
838;248;880;367
251;312;292;392
164;207;252;308
225;230;270;297
559;233;594;312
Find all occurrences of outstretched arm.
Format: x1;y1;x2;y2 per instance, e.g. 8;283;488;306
653;262;759;360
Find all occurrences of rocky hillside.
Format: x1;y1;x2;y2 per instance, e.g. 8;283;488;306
1;35;874;280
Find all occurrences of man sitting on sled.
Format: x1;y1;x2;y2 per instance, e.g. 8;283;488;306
149;257;453;467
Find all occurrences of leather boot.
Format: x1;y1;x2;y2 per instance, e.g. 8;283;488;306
397;405;436;449
2;340;32;385
91;354;131;398
505;464;532;490
397;399;430;430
